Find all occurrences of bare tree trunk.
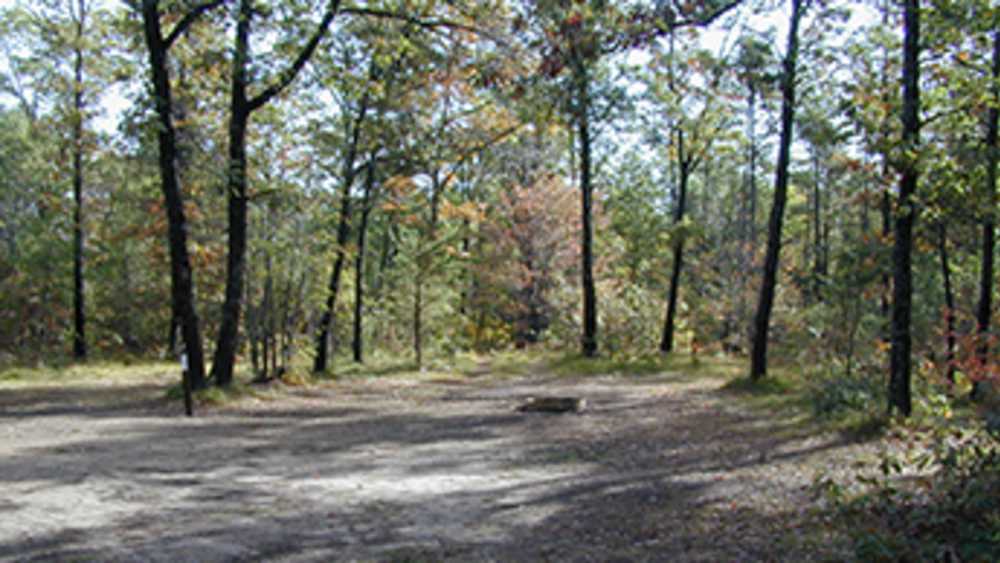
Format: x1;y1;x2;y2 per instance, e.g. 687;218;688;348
889;0;920;417
574;57;597;358
352;157;376;363
977;29;999;367
747;85;758;248
812;151;824;302
937;223;956;382
71;0;88;360
413;277;423;366
750;0;803;380
660;138;690;353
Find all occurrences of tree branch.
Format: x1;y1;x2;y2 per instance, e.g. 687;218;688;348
248;0;341;112
164;0;227;50
339;5;482;36
439;124;523;190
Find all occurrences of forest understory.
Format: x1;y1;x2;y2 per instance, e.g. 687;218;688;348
0;356;881;562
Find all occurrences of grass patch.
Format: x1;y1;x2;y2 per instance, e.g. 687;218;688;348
722;374;795;395
0;359;178;387
164;379;276;407
325;355;420;380
545;351;741;379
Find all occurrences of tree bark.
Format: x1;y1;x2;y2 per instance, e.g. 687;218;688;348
880;172;892;327
937;223;956;382
811;150;824;302
747;85;758;248
889;0;920;417
210;0;253;387
71;0;87;360
413;275;423;366
660;133;690;353
352;157;375;363
750;0;803;380
574;58;597;358
977;28;999;366
140;0;208;388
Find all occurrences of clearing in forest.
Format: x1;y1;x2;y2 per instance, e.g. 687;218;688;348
0;357;872;561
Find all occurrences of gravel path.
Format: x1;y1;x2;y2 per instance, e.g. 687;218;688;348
0;368;868;561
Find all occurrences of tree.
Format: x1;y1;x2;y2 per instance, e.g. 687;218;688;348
749;0;805;380
1;0;119;359
137;0;223;389
211;0;340;387
735;33;777;250
352;153;378;363
976;27;999;368
648;31;732;353
313;61;372;373
888;0;920;416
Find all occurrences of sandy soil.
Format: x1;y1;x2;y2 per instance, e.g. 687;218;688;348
0;367;871;562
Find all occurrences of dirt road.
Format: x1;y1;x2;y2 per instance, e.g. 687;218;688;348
0;368;863;561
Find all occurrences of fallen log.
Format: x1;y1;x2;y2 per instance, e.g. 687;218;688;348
516;396;587;414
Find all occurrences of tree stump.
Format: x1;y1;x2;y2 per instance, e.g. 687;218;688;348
516;396;587;414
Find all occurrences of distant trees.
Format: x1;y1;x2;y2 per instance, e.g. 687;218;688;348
1;0;116;359
0;0;995;415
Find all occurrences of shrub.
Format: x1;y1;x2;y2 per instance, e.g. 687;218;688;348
806;367;885;419
819;419;1000;561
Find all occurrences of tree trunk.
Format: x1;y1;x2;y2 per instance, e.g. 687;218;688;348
889;0;920;417
71;0;87;360
140;0;207;388
880;175;892;331
977;29;999;366
747;85;758;248
210;0;253;387
878;0;893;339
414;276;423;366
214;0;339;385
352;158;375;363
812;150;824;302
750;0;803;381
314;97;368;372
937;223;956;382
575;59;597;358
660;133;690;353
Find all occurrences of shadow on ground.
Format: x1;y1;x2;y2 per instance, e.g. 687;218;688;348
0;372;857;561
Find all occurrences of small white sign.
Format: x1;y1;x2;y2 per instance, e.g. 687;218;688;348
180;353;189;371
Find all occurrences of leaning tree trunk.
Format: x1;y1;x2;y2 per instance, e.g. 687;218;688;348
314;96;368;373
660;135;690;354
889;0;920;417
71;0;87;360
750;0;803;380
140;0;209;388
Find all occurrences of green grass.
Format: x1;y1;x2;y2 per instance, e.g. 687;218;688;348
0;359;178;386
545;350;744;380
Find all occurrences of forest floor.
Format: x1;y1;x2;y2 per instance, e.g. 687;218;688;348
0;355;880;562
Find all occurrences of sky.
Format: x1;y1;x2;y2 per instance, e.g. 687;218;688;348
0;0;881;137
